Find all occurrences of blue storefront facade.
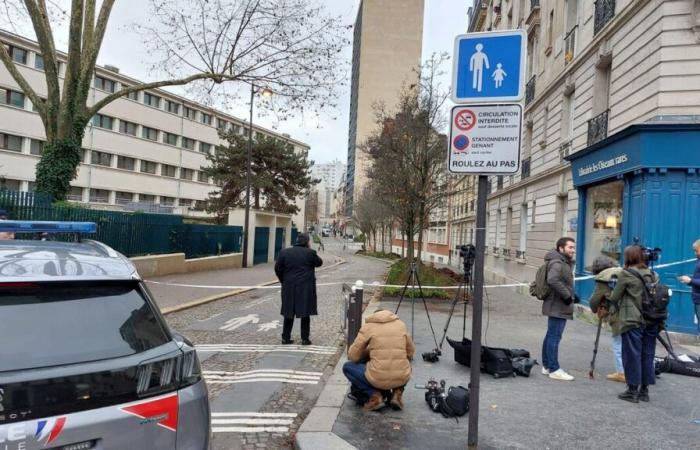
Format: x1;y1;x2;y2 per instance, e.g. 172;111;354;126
566;124;700;334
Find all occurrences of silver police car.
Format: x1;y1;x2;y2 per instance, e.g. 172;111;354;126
0;221;210;450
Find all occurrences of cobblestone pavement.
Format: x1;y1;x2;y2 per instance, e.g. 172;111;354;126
164;238;390;450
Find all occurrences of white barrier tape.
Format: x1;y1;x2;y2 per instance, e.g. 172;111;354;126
145;258;697;291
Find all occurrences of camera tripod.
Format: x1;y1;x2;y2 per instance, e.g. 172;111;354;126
394;260;440;350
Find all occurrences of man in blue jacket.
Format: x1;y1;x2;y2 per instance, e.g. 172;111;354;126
679;239;700;335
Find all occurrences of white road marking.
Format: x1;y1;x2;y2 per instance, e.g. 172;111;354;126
198;312;223;322
219;314;260;331
211;412;298;434
257;320;281;332
212;412;297;418
242;296;274;310
205;369;322;376
196;344;336;355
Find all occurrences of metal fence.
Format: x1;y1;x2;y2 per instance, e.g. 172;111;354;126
0;190;241;258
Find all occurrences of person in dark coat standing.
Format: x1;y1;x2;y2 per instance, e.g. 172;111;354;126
541;237;578;382
678;238;700;335
274;233;323;345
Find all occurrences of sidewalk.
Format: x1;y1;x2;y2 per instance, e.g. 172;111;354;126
146;252;344;314
296;283;700;449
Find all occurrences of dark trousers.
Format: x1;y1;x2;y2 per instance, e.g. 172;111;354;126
542;317;567;371
343;361;375;397
282;316;310;340
621;324;658;386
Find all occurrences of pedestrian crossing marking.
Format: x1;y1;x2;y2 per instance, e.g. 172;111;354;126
203;369;322;385
211;412;298;434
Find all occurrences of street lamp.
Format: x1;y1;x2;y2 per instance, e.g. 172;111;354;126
242;83;273;268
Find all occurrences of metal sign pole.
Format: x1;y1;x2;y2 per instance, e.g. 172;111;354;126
467;175;488;449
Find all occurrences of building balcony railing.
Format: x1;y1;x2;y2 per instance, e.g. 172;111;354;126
564;25;577;65
515;250;526;259
594;0;615;35
492;246;499;255
521;156;531;179
525;76;536;106
502;248;511;258
587;110;609;146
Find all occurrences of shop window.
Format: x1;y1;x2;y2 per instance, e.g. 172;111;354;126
584;180;623;271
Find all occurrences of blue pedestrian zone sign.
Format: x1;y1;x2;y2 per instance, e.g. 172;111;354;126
452;30;526;103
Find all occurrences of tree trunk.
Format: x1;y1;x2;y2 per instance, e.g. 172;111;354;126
381;224;386;254
372;228;377;252
401;230;405;258
417;229;424;263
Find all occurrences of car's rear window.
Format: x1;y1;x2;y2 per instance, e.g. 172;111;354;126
0;282;170;372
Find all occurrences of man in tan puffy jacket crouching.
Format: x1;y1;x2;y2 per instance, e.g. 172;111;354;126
344;309;415;411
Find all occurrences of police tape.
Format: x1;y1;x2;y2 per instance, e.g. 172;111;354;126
144;258;697;291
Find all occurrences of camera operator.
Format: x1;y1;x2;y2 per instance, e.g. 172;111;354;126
344;309;415;412
678;238;700;335
609;246;661;403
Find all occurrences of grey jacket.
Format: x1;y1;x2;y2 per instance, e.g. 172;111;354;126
542;249;575;320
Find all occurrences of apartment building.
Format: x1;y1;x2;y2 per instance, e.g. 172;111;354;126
345;0;424;217
0;29;310;226
311;159;346;227
461;0;700;333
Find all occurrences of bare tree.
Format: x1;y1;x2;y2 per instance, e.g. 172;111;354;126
365;53;450;262
0;0;348;199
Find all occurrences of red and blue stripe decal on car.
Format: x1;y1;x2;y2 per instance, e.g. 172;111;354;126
35;417;67;444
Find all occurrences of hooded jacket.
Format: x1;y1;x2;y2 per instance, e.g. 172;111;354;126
589;267;623;336
347;310;416;390
542;249;575;320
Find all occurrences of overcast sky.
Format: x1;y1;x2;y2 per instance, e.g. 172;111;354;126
9;0;473;165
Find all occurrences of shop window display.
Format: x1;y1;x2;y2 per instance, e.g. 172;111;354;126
584;180;623;271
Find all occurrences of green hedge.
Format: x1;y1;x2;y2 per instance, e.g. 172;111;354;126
383;259;457;299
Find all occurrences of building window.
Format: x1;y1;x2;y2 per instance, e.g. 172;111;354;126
233;124;242;134
140;160;157;174
197;171;208;183
161;164;177;177
180;168;194;181
0;133;23;152
143;92;161;108
140;194;155;204
91;150;112;167
89;188;110;203
67;186;83;201
94;76;116;93
184;106;197;121
34;54;44;70
1;88;26;108
119;120;137;136
117;155;135;171
166;101;180;115
179;198;193;207
199;142;212;154
164;132;178;146
8;45;28;64
115;191;133;205
142;126;158;141
122;85;139;101
30;139;44;155
217;118;229;130
0;178;21;190
160;196;175;206
182;137;196;150
200;113;212;125
584;180;623;271
92;113;114;130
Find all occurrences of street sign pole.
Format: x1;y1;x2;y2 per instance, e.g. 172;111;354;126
467;175;488;449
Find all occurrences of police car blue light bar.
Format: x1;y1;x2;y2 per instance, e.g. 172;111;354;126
0;220;97;234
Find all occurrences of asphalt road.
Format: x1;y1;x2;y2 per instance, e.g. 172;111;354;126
164;238;390;450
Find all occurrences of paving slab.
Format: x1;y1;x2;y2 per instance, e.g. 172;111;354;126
297;406;341;432
294;432;358;450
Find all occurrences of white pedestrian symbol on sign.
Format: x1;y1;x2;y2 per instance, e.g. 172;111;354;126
257;320;281;332
492;63;507;88
469;43;490;92
220;314;260;331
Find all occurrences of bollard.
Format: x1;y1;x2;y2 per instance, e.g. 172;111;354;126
347;280;364;347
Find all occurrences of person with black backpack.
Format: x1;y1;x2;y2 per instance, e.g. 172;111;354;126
609;245;666;403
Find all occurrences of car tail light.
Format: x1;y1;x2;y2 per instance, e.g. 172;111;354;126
136;348;202;397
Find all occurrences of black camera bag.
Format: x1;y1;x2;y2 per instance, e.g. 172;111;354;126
444;385;469;416
655;356;700;378
447;337;476;367
482;346;514;378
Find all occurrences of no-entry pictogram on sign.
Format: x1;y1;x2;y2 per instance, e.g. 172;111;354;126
454;109;477;131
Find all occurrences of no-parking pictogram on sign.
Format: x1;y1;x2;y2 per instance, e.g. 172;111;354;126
454;109;477;131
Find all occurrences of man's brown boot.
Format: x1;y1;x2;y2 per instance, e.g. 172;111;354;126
363;391;385;412
390;387;404;411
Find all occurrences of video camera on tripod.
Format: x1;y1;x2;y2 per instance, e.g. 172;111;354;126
421;244;477;363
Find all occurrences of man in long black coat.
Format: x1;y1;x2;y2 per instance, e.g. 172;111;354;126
274;233;323;345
